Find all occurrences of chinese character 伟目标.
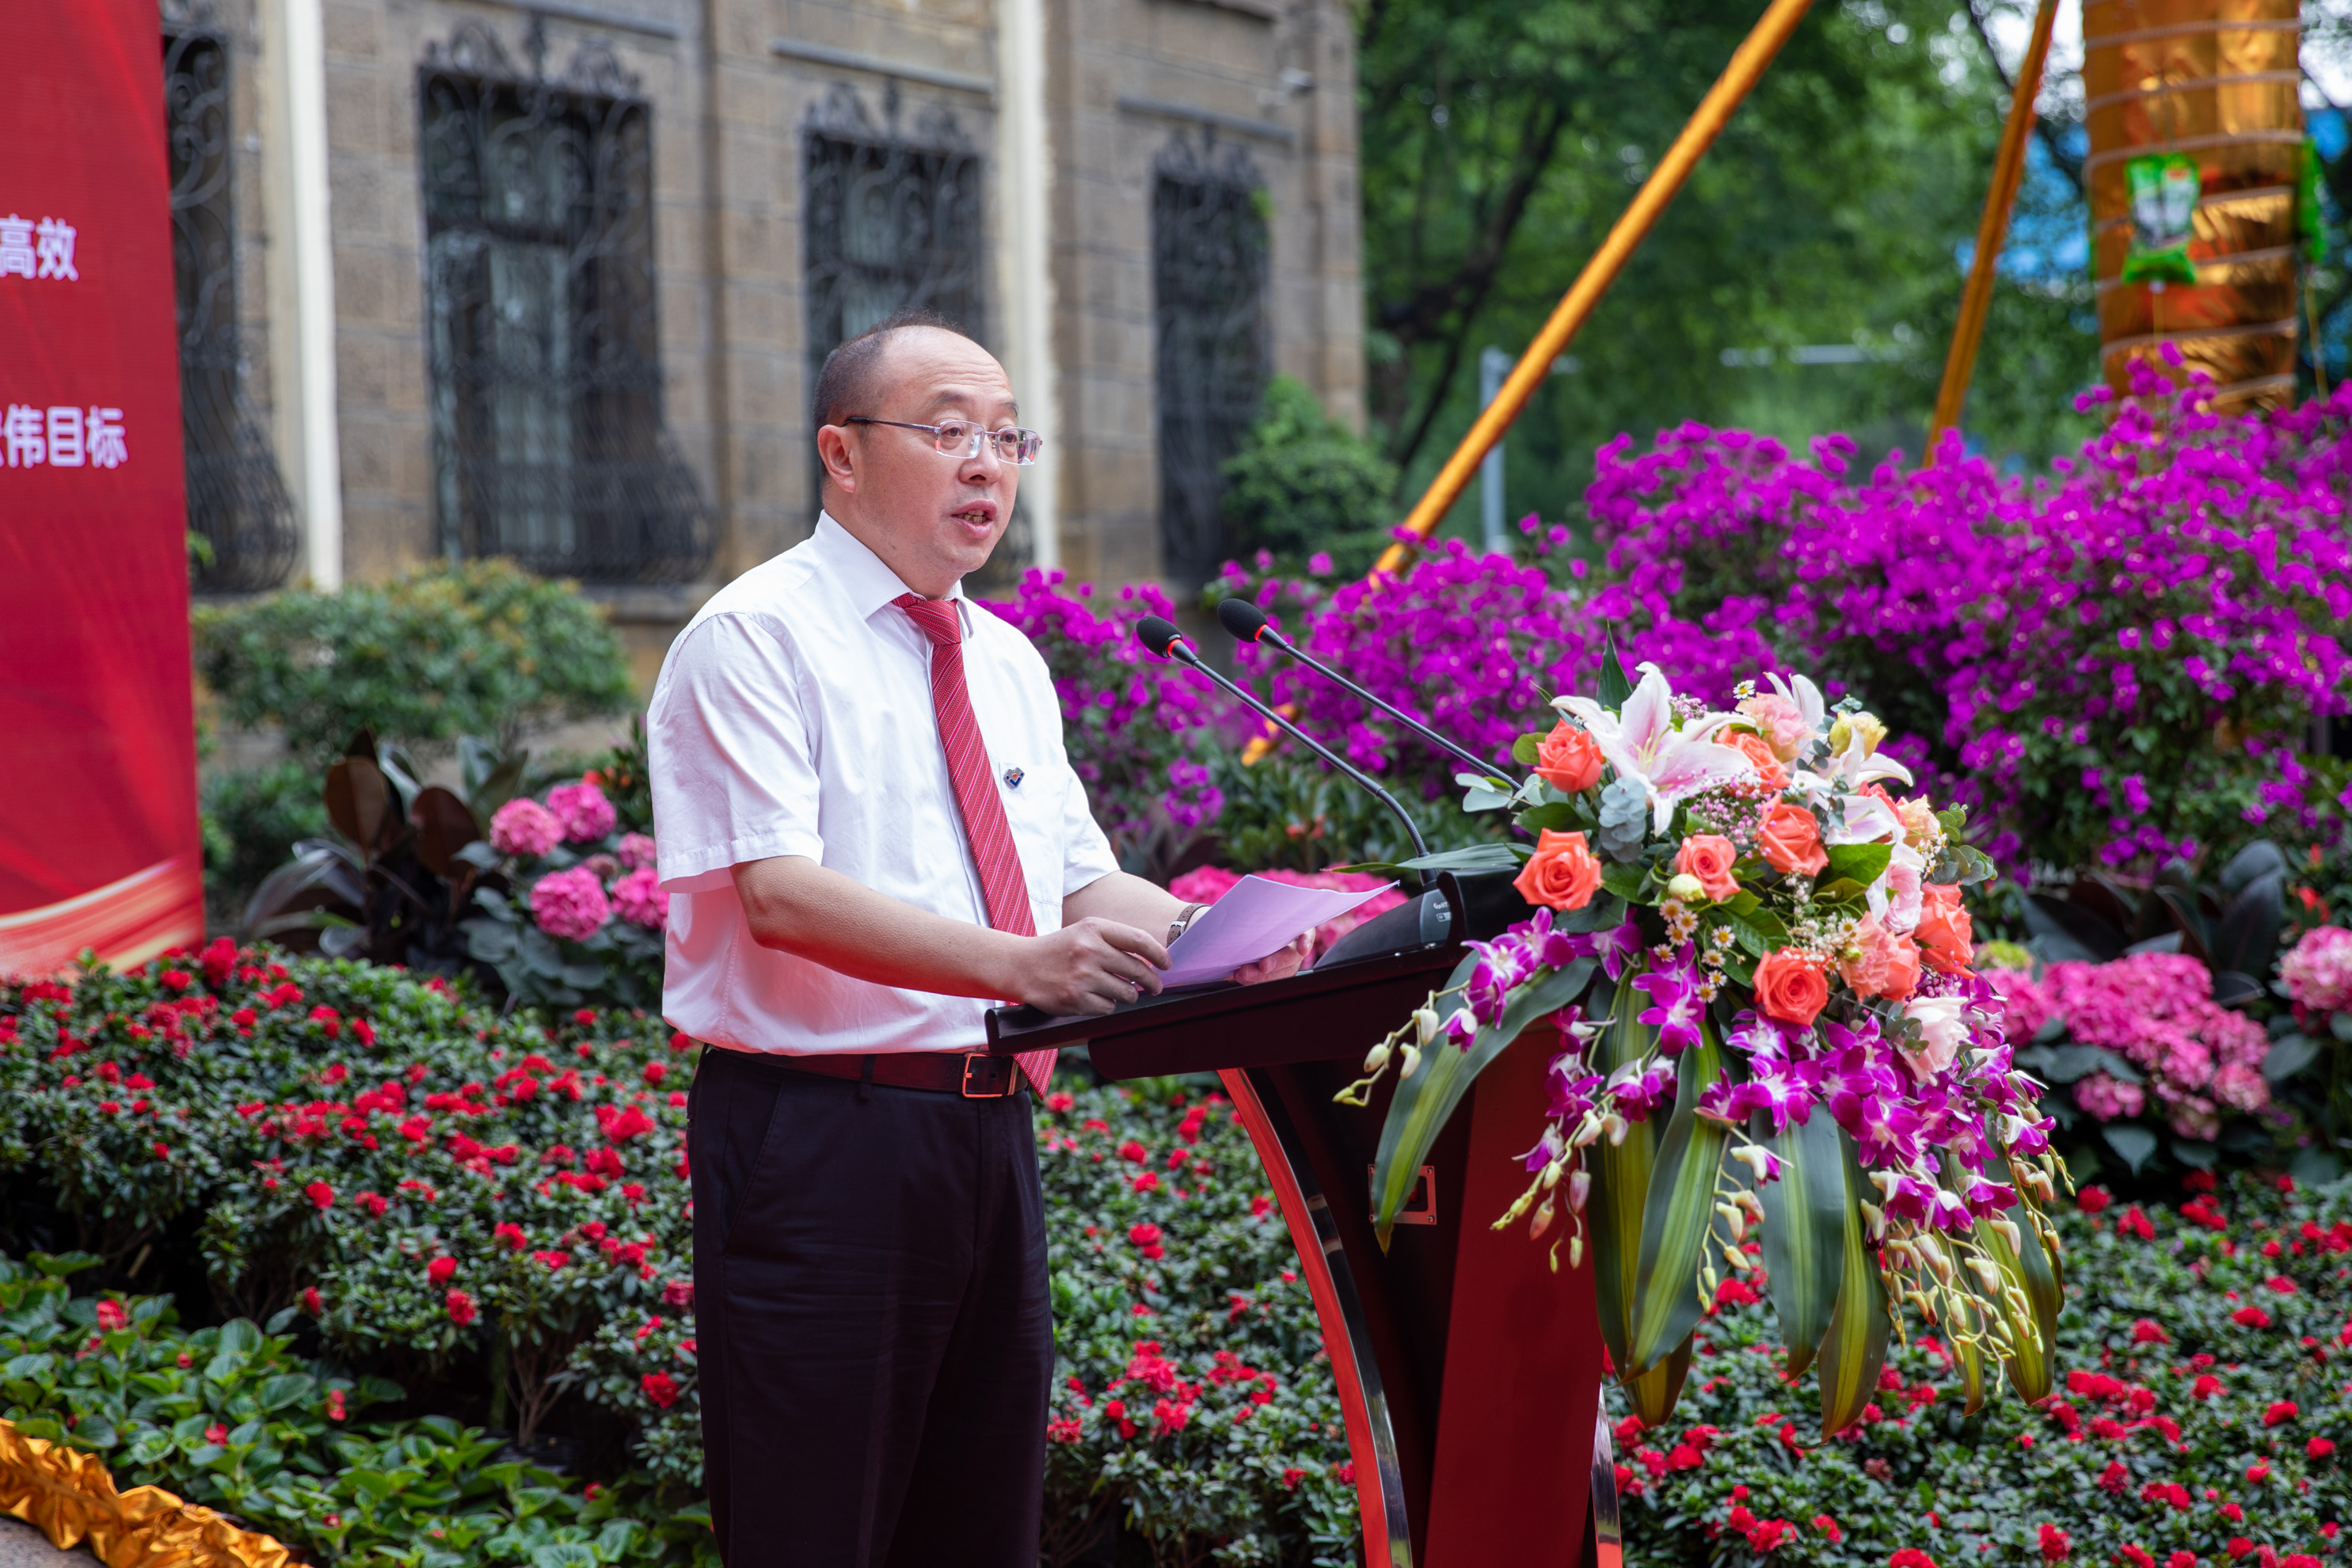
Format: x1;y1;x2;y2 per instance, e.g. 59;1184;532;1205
0;216;33;280
33;219;75;281
1;405;126;470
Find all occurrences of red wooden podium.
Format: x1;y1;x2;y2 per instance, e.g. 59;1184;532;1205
990;885;1620;1568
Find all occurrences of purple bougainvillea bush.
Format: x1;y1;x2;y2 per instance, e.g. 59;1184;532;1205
1583;363;2352;877
980;571;1234;866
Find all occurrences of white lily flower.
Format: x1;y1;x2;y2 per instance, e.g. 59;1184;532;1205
1827;790;1905;847
1552;663;1756;832
1868;843;1926;933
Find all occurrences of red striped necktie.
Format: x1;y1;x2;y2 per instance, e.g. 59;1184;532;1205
896;593;1056;1094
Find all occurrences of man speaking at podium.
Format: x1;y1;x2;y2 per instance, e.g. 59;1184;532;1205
647;311;1301;1567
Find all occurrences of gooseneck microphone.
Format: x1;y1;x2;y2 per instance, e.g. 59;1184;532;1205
1134;617;1429;862
1216;598;1501;778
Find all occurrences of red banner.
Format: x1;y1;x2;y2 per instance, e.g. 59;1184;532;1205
0;0;204;974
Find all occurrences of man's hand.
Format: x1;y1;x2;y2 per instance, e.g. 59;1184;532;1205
1018;918;1170;1017
1228;934;1311;987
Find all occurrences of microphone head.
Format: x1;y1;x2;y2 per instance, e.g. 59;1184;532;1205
1134;616;1186;659
1216;598;1273;644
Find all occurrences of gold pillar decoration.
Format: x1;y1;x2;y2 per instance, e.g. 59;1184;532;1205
0;1421;293;1568
2084;0;2304;410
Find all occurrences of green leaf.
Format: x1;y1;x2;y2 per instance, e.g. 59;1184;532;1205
1368;957;1597;1246
1600;862;1648;902
1817;1129;1891;1438
1621;1331;1695;1429
257;1373;315;1411
1586;976;1652;1385
2102;1124;2159;1174
26;1253;100;1280
1823;843;1892;888
1812;878;1869;906
2266;1033;2323;1083
1754;1109;1845;1378
1598;632;1634;712
1511;731;1547;767
1718;902;1789;958
1513;802;1581;834
1627;1021;1730;1375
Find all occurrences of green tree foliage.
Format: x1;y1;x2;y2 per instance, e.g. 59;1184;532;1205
1219;377;1399;574
1357;0;2100;531
193;561;635;764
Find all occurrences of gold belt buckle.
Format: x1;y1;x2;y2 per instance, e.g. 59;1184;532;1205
960;1054;1013;1098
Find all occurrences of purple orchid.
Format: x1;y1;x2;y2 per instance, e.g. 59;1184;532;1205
1607;1060;1678;1123
1545;1061;1603;1122
1633;946;1707;1054
1964;1176;2019;1218
1518;1124;1566;1174
1733;1064;1817;1135
1463;935;1535;1027
1589;920;1644;981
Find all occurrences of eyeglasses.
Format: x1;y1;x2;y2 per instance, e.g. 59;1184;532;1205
845;417;1044;466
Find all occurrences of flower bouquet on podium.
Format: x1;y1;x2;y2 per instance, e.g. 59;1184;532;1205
1339;649;2062;1431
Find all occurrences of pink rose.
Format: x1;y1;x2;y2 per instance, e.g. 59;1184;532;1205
546;781;618;843
531;866;611;941
1756;802;1828;877
1673;835;1741;903
611;867;671;930
489;797;561;858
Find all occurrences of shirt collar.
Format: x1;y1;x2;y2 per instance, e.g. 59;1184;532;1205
813;512;969;631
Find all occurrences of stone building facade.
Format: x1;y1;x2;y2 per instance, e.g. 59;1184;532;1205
166;0;1364;679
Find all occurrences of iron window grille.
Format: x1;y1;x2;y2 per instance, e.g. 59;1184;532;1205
800;86;1029;583
165;19;301;593
419;23;712;584
1152;136;1269;589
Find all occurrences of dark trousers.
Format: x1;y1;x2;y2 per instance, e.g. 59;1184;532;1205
687;1046;1052;1568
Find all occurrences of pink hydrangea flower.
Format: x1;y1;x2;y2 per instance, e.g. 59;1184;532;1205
611;867;670;931
489;797;561;858
2284;927;2352;1014
616;832;659;870
2042;953;2270;1134
546;781;618;843
531;866;611;941
2074;1071;2145;1121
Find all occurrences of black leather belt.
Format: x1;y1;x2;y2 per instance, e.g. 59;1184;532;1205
772;1050;1025;1098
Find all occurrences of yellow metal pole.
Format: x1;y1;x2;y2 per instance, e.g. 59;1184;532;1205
1368;0;1818;577
1927;0;2060;454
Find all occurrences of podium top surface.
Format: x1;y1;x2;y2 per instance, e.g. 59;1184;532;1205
984;941;1463;1055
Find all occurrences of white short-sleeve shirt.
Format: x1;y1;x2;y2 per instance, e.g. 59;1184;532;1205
647;514;1121;1055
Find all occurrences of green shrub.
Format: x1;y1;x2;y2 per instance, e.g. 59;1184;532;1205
0;1253;707;1568
1220;378;1399;575
192;561;635;764
201;761;330;922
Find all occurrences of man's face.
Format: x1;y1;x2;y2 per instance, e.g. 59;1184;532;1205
820;328;1021;596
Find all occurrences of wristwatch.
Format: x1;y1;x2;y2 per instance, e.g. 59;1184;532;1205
1166;903;1205;947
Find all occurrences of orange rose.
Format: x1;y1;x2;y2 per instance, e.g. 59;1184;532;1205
1673;834;1741;903
1753;949;1830;1026
1915;884;1974;975
1840;914;1922;1001
1756;801;1828;877
1513;829;1603;912
1726;730;1787;791
1534;721;1604;794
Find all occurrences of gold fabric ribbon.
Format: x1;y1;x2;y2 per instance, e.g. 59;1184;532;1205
0;1421;292;1568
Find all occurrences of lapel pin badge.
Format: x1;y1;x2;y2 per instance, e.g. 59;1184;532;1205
1003;767;1025;789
